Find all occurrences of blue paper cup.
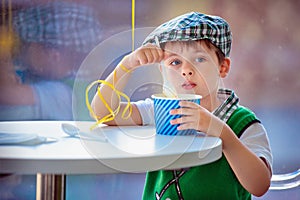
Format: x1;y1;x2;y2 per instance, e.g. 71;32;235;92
152;94;202;136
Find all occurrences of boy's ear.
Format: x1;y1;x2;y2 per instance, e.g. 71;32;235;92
219;57;230;78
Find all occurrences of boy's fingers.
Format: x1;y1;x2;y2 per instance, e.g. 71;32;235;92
144;50;154;63
147;46;164;63
177;123;195;131
170;118;197;131
179;101;200;108
170;116;186;124
170;108;188;115
170;107;196;115
134;44;165;66
150;48;160;63
157;48;165;61
133;46;148;65
142;44;165;62
137;53;147;65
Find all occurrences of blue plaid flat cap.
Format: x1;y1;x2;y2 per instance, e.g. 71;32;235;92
13;2;102;53
143;12;232;57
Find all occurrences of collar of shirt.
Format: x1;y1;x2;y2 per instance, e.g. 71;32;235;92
212;88;239;122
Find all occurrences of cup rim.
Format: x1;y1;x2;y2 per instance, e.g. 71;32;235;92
151;93;202;100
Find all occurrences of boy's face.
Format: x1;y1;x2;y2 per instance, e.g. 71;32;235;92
162;41;223;98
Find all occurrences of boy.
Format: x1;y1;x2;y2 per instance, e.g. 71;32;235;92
91;12;272;199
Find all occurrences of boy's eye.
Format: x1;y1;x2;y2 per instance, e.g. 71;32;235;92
195;57;205;62
170;59;181;66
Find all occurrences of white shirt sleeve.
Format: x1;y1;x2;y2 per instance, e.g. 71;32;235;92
132;98;155;126
240;123;273;172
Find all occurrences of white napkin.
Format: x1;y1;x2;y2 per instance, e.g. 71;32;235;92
0;133;57;145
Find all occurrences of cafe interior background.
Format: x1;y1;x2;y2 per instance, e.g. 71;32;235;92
0;0;299;199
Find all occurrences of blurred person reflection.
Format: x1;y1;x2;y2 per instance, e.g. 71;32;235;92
0;2;102;199
0;1;102;121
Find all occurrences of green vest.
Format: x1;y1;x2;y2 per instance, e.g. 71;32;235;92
142;106;260;200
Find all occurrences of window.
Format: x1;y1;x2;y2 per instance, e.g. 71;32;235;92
1;1;299;199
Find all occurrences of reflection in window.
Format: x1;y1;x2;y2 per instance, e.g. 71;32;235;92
0;1;102;120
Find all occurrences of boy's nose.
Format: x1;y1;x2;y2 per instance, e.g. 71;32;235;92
181;63;194;77
182;71;193;76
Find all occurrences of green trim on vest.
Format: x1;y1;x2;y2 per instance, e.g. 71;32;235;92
142;106;259;200
227;106;260;138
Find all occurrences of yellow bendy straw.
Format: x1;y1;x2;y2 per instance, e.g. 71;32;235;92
85;73;132;130
154;36;177;98
85;1;136;130
131;0;135;52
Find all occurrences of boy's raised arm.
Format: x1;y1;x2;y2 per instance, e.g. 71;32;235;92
90;44;164;126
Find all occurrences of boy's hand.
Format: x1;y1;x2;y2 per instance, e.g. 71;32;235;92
169;101;225;137
121;44;164;70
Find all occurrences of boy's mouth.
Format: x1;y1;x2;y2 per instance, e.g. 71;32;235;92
182;81;197;90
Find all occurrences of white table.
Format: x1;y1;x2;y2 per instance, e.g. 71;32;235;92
0;121;222;199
